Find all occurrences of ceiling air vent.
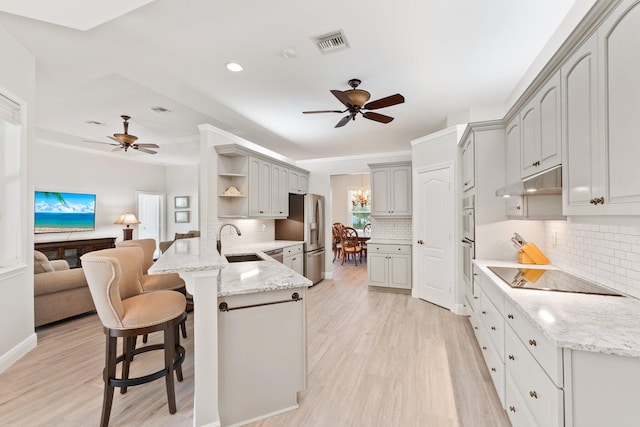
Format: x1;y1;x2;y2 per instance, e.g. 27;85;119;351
312;30;350;54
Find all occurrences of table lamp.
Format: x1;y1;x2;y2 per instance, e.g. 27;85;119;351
114;213;140;240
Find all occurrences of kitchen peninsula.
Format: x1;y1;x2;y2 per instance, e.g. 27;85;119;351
150;237;312;427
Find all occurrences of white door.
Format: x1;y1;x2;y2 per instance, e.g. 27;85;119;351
413;165;454;309
137;192;164;258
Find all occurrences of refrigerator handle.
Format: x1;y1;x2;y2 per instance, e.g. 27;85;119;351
316;197;324;248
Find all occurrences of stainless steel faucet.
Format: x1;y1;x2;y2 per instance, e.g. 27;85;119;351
217;223;241;255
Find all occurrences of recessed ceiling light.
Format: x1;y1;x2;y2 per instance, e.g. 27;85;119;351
151;106;171;114
281;48;297;58
226;62;243;72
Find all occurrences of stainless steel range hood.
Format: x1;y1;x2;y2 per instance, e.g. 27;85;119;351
495;165;562;197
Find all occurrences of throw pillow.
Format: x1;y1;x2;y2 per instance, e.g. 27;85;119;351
34;250;54;274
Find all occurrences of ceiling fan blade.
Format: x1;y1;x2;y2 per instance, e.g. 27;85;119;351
364;94;405;110
363;111;394;124
335;115;352;128
135;147;157;154
303;110;344;114
107;135;124;143
134;143;160;148
330;90;354;108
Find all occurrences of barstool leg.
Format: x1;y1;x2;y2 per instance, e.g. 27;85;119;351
164;326;177;414
174;321;184;382
101;333;117;427
121;336;134;394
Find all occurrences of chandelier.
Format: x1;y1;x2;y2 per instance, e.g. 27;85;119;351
352;174;369;207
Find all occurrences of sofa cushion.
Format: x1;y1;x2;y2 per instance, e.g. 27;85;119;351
33;267;89;296
34;250;54;274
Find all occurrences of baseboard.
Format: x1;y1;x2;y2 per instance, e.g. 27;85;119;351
452;303;468;316
0;332;37;374
368;285;411;295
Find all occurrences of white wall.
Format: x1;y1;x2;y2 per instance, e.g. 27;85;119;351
32;142;167;244
0;23;36;372
166;164;199;239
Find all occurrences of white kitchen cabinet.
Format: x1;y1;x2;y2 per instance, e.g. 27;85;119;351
271;163;289;217
563;0;640;215
505;116;521;186
367;243;411;289
283;243;304;275
288;169;309;194
461;134;475;191
248;156;272;217
369;162;412;217
520;71;561;179
218;287;306;426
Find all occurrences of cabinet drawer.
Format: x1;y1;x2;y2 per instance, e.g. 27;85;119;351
504;297;563;387
505;371;538;427
366;244;411;254
479;290;505;361
477;326;505;406
476;269;504;313
505;325;564;427
284;244;303;256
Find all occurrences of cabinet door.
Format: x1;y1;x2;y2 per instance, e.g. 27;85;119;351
505;117;521;185
562;34;600;214
388;253;411;289
370;168;390;215
599;0;640;213
291;255;304;276
390;166;411;216
367;253;388;286
461;135;475;191
288;170;309;194
520;104;539;178
248;157;271;216
505;196;524;217
538;72;561;171
271;164;288;217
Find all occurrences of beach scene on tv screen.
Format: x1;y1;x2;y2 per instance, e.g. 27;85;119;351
34;191;96;233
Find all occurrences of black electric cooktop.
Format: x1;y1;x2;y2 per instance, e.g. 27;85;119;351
487;266;624;297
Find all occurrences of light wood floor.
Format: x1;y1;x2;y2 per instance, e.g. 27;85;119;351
0;263;510;427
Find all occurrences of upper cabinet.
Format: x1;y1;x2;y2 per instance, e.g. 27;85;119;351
369;162;412;217
216;145;308;218
461;134;475;191
563;0;640;215
520;71;562;178
288;169;309;195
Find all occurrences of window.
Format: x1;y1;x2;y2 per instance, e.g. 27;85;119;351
347;187;371;230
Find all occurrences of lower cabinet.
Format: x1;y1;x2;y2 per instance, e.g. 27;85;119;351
283;244;304;276
367;243;411;289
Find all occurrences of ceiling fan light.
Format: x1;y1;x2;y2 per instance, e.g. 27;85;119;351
346;89;371;107
226;62;243;72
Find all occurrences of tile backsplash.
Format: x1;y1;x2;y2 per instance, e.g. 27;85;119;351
371;217;412;240
544;221;640;298
207;218;275;251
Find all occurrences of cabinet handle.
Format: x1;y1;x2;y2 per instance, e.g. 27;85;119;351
516;205;521;210
509;406;516;413
528;339;537;347
596;197;605;205
259;210;264;213
529;391;538;399
491;367;496;372
508;355;515;361
481;311;487;315
417;240;424;245
474;326;478;330
464;182;468;186
507;314;514;319
491;326;496;331
482;346;487;351
474;296;478;300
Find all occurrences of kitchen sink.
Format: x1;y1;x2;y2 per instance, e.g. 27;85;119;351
225;253;264;263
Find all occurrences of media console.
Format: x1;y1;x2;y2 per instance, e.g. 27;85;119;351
35;237;117;268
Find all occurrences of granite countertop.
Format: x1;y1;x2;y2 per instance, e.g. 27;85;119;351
367;238;412;245
475;259;640;358
149;237;311;297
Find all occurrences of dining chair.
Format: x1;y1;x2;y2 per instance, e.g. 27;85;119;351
80;247;187;427
340;226;363;266
332;223;344;262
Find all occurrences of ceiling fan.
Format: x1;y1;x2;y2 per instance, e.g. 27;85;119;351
303;79;405;128
85;115;159;154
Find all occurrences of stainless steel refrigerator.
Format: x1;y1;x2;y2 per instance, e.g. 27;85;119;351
275;193;325;284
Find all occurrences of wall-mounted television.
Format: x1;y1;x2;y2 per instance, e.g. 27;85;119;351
34;191;96;234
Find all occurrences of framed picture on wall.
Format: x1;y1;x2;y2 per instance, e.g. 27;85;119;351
174;196;189;209
175;211;190;223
